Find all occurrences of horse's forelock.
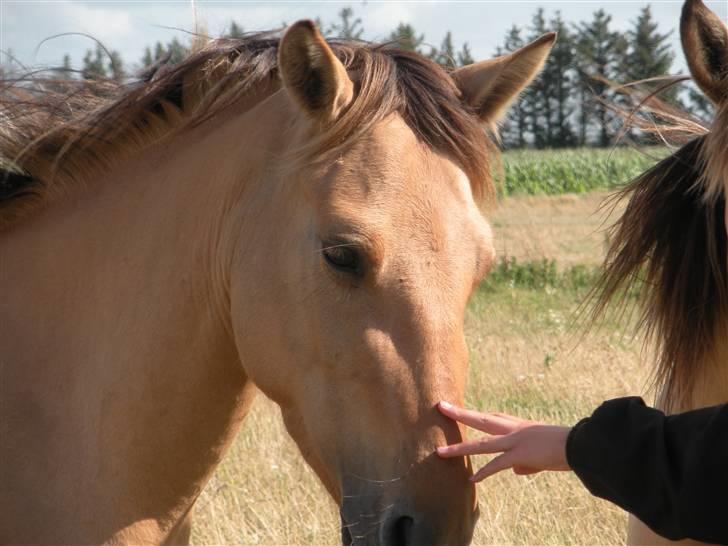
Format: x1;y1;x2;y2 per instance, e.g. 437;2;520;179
0;34;495;230
281;42;496;205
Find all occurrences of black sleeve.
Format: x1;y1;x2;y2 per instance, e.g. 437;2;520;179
566;396;728;544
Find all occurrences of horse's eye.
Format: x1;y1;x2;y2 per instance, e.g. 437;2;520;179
322;244;361;275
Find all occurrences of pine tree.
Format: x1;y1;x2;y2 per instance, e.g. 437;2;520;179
82;44;107;80
619;6;677;142
142;46;154;68
108;51;124;82
80;44;124;81
154;42;166;63
227;21;244;39
165;38;188;65
574;67;592;145
498;25;528;148
56;54;74;80
625;7;674;88
688;84;715;120
314;17;327;36
433;32;456;68
329;7;363;40
142;38;190;68
430;33;474;69
525;9;552;148
546;12;577;147
0;49;15;79
574;9;627;147
389;23;426;53
457;43;474;67
51;53;74;83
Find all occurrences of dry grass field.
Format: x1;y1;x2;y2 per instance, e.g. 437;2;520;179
191;192;653;545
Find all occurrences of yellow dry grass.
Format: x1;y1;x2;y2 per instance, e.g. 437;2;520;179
191;193;650;545
491;191;624;266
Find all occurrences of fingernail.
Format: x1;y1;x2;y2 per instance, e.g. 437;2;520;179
439;401;451;409
436;446;446;454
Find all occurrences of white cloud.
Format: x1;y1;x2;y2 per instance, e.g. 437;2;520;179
357;2;413;40
4;0;136;66
65;2;134;39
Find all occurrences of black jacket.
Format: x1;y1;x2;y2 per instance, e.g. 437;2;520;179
566;397;728;545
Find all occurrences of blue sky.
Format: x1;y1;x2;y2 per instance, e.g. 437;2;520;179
2;1;727;74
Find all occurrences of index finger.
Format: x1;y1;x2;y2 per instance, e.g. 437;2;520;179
438;401;519;435
436;434;513;458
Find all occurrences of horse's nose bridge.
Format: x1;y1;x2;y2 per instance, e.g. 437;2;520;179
397;310;469;393
391;286;466;355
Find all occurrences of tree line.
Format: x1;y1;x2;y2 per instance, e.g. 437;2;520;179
7;6;712;149
492;7;708;148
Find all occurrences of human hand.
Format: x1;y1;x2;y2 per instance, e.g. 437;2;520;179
436;401;571;482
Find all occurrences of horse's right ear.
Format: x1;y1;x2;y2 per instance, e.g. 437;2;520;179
278;20;354;123
681;0;728;105
452;33;556;125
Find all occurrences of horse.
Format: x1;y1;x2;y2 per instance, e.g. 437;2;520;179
0;21;555;545
593;1;728;544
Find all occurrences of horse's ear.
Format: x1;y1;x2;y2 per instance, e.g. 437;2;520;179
452;33;556;125
278;20;354;123
681;0;728;105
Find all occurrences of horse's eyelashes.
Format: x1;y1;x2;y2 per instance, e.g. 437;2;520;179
322;243;363;276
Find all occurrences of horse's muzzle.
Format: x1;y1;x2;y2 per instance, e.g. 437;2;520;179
340;510;415;546
340;501;478;546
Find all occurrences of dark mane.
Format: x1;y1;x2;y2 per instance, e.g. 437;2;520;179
0;33;495;229
592;135;728;406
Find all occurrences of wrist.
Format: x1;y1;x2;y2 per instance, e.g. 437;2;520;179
554;425;572;471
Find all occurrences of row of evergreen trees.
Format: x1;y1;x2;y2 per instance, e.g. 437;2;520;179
21;6;711;149
494;7;699;148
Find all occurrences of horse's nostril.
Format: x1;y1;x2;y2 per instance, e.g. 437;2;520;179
389;515;414;546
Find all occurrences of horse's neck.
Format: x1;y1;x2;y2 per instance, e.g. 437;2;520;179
684;337;728;410
658;331;728;413
0;95;287;542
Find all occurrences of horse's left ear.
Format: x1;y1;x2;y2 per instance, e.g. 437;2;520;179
278;20;355;123
452;33;556;125
681;0;728;105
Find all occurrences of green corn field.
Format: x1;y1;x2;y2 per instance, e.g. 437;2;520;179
500;146;668;196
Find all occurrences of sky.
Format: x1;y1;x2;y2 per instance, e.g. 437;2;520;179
2;0;727;75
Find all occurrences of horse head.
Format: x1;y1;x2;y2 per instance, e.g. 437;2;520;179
226;22;555;545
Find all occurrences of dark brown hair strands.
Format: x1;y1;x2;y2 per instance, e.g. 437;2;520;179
0;33;495;230
592;136;728;407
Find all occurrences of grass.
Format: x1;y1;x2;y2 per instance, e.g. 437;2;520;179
482;257;600;292
499;147;667;197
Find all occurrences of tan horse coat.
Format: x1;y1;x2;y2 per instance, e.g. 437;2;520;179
0;23;555;545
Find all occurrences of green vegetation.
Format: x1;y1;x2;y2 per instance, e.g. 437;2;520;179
467;259;598;340
482;257;600;291
499;146;667;196
467;256;641;343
